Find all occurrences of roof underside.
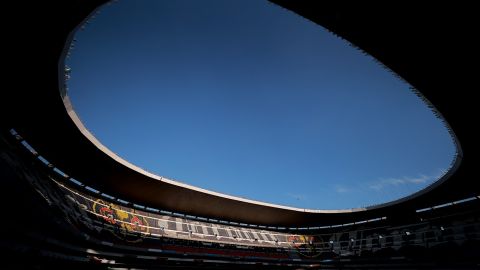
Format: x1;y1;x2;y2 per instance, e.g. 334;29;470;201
4;0;479;227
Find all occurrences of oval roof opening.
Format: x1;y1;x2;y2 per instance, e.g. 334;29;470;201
64;0;457;210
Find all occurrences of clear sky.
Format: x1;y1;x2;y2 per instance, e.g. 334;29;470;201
66;0;456;210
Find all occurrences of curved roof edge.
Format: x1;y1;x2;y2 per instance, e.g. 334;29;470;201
58;0;462;216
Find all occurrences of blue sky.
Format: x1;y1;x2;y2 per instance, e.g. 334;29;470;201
66;0;456;210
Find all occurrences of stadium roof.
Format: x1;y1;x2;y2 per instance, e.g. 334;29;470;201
4;0;478;227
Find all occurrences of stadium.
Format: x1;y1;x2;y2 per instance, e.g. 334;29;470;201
1;1;479;269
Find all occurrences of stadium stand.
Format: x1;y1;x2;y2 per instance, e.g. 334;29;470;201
2;128;479;269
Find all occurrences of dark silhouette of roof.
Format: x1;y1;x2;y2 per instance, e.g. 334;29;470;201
3;0;479;227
